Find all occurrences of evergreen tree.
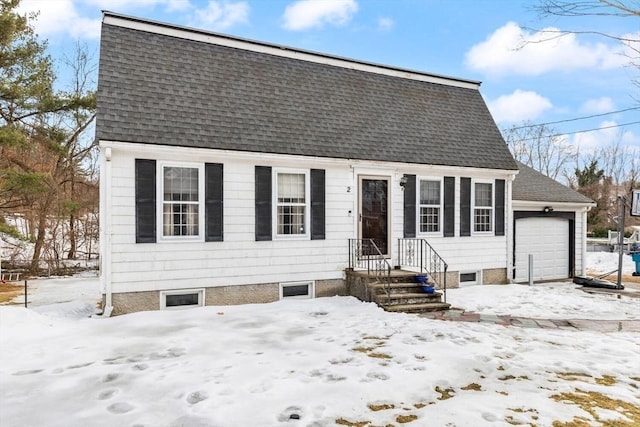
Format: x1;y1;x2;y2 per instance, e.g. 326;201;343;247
0;0;97;271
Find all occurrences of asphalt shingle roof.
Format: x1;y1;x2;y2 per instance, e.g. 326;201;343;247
96;14;518;171
512;162;594;204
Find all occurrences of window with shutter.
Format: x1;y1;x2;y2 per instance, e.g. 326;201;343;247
135;160;223;243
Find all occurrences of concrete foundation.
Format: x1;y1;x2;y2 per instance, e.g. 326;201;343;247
104;278;347;316
482;268;508;285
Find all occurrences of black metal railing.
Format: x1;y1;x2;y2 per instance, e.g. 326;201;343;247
348;238;392;304
397;238;448;302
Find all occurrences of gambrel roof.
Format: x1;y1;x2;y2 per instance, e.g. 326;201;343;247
512;162;594;205
97;12;518;171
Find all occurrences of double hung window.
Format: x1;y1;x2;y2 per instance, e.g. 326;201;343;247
473;182;493;233
161;164;203;238
275;171;308;237
419;179;441;233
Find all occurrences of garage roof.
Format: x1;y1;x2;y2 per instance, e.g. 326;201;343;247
513;162;594;205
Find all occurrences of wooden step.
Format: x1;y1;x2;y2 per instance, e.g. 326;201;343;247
369;282;437;294
373;292;443;306
382;302;451;313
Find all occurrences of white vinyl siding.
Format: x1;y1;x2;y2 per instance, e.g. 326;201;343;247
102;142;514;294
104;146;350;293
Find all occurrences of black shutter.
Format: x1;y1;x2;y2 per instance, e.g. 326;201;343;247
495;179;505;236
255;166;272;241
205;163;224;242
135;159;156;243
460;177;471;237
310;169;325;240
403;174;416;238
443;176;455;237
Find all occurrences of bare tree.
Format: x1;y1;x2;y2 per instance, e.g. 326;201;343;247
502;121;575;179
597;136;635;187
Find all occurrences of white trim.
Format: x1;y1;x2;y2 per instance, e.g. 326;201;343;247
279;281;315;300
512;200;596;210
417;177;443;236
506;176;514;283
160;288;205;309
632;189;640;216
103;13;480;91
99;140;520;178
273;168;310;240
100;146;113;315
157;161;205;242
580;209;588;277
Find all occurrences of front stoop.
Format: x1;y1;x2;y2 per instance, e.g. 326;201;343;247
346;269;450;313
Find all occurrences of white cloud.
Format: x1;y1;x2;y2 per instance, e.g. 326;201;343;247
580;97;615;114
487;89;553;124
377;17;394;32
18;0;101;39
190;1;249;31
466;22;630;76
282;0;358;31
571;120;640;153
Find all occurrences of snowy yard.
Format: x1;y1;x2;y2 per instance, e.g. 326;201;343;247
0;253;639;426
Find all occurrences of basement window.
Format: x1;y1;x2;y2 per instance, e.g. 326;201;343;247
280;281;315;300
459;272;480;286
160;289;205;309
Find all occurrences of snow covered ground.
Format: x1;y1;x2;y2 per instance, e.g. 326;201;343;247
1;253;639;426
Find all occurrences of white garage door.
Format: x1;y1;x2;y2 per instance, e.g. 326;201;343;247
515;217;569;282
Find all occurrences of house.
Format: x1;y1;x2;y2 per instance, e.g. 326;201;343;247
511;162;595;282
97;12;589;315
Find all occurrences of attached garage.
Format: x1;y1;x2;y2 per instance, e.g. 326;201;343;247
511;162;594;283
514;216;571;282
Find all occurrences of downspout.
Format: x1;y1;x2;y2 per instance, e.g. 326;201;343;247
100;146;114;317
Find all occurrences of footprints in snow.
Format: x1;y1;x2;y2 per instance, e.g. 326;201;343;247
186;391;208;405
106;402;134;414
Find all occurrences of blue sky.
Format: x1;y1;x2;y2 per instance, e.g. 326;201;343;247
18;0;640;156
